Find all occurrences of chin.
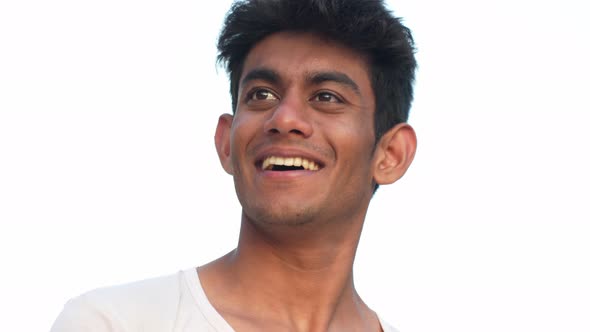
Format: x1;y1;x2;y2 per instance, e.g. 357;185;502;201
243;203;317;227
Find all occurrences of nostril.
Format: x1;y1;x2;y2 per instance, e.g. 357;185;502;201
289;129;304;135
266;128;305;136
263;112;313;137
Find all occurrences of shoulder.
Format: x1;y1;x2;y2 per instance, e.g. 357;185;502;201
378;314;401;332
51;271;185;332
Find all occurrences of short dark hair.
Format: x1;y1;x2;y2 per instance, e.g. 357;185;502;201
217;0;416;142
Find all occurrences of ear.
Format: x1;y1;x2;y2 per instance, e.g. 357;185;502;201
372;123;417;185
214;113;234;175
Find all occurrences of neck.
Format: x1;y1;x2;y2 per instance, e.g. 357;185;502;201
198;210;380;331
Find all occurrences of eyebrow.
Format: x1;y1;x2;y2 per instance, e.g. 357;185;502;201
240;68;361;96
307;71;360;96
240;68;281;87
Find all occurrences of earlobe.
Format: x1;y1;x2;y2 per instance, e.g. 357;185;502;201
214;113;234;175
373;123;417;185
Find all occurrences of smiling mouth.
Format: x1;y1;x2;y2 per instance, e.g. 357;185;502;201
260;156;321;171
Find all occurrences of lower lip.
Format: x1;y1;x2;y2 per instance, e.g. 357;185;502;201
257;168;321;179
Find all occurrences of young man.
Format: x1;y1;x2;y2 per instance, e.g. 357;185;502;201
51;0;417;331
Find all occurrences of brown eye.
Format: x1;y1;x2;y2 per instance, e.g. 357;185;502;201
313;92;341;103
251;89;278;100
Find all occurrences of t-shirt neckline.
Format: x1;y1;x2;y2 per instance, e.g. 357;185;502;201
182;267;396;332
183;267;236;331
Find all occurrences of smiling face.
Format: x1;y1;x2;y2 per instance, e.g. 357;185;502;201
216;32;379;227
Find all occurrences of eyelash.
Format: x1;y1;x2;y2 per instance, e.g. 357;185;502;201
311;91;342;103
247;88;278;101
245;88;343;104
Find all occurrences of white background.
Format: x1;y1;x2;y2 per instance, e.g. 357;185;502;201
1;0;589;331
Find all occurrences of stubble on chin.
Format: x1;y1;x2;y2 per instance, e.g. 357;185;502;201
242;204;317;228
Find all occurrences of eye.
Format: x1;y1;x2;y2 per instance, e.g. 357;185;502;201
311;92;342;103
249;88;278;101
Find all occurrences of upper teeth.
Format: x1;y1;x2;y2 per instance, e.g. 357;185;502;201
262;156;320;171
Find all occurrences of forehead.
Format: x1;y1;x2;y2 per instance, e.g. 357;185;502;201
240;32;372;91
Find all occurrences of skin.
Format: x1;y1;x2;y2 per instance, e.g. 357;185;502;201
200;31;417;332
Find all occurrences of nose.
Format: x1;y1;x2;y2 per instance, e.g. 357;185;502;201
263;95;313;138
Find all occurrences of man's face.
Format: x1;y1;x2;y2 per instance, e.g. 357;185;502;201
219;32;378;227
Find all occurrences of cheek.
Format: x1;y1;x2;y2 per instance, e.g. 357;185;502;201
229;113;260;170
327;114;375;158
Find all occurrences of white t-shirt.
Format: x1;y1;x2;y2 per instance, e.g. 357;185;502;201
51;268;398;332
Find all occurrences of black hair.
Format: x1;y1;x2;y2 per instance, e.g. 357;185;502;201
217;0;416;144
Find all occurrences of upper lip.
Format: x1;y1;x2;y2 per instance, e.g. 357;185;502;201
254;146;327;170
